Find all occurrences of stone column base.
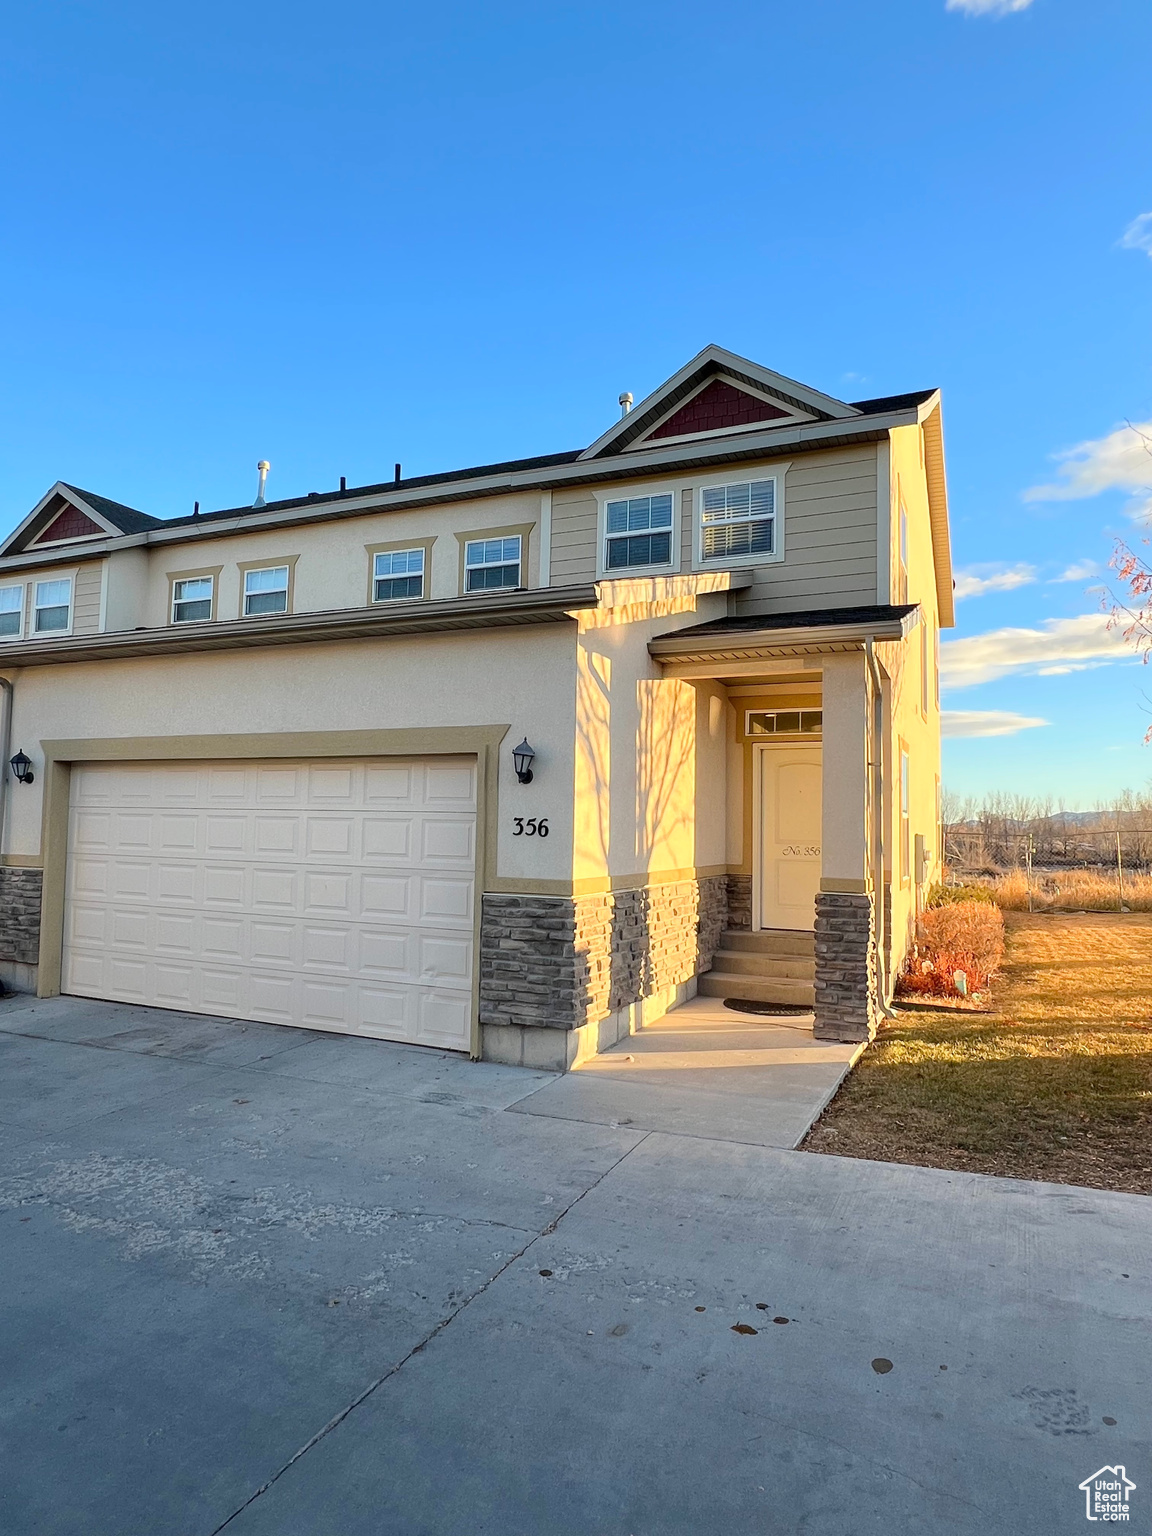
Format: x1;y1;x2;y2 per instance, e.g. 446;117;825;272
813;890;881;1043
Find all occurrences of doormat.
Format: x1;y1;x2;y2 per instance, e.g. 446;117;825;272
723;999;813;1017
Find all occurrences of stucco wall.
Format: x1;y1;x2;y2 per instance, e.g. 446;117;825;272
1;623;579;886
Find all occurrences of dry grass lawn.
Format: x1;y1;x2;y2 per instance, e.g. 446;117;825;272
803;911;1152;1193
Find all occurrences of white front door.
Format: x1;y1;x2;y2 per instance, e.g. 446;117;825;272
62;756;477;1050
755;744;822;931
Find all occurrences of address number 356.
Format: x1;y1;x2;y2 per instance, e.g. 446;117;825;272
512;818;549;837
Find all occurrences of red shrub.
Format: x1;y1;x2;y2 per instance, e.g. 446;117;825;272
899;900;1005;998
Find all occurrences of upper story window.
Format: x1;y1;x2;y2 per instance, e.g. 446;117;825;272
700;478;776;561
465;536;521;592
172;576;214;624
898;504;909;603
34;577;72;633
0;584;23;639
604;494;674;571
244;565;289;617
374;548;424;602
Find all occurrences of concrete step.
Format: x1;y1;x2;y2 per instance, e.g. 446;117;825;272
710;949;816;981
697;971;815;1007
721;928;815;958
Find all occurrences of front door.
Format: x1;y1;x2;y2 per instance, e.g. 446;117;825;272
755;744;822;931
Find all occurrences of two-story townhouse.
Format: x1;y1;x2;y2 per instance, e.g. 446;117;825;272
0;346;952;1069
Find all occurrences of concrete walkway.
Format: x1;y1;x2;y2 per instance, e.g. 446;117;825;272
511;993;862;1147
0;994;1148;1536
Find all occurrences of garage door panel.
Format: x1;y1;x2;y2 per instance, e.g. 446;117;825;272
63;757;476;1051
420;877;473;923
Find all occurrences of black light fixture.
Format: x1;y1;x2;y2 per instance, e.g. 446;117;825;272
512;738;536;784
9;749;33;785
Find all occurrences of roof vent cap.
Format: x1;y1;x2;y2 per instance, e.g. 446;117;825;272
618;392;633;418
254;461;270;508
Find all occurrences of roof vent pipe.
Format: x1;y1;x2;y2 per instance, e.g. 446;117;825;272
619;392;633;418
253;461;270;508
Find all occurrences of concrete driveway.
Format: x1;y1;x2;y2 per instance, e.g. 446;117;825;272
1;995;1148;1536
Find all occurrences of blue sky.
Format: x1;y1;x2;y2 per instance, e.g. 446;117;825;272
1;0;1149;804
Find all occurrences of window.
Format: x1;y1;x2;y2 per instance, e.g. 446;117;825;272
604;494;673;571
898;505;909;603
0;585;23;639
900;747;911;884
921;620;929;715
34;577;72;633
374;548;424;602
700;478;775;561
465;536;521;592
746;710;822;737
243;565;289;617
933;626;940;709
172;576;214;624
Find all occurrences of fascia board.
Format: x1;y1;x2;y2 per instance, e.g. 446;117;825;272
0;583;600;668
648;615;913;660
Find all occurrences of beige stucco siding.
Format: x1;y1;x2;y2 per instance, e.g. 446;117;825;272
2;624;578;888
131;492;543;629
883;423;943;975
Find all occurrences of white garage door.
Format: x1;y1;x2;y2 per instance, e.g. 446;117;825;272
62;757;477;1050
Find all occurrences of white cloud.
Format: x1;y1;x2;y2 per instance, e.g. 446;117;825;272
1024;419;1152;520
940;613;1131;688
942;710;1049;738
1120;212;1152;258
1052;559;1100;583
946;0;1033;14
953;563;1036;599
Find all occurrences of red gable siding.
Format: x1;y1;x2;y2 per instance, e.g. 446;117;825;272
647;378;792;440
32;504;104;543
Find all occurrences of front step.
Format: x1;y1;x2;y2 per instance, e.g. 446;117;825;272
710;948;815;981
697;971;815;1007
722;928;814;958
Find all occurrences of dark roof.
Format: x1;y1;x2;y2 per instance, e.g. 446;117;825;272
847;390;936;415
51;391;935;538
659;605;918;640
61;484;163;534
158;449;586;530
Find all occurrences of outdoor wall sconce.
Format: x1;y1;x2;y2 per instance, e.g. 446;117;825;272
512;739;536;784
9;750;33;785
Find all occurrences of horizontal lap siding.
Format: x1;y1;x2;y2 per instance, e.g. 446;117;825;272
733;448;877;613
73;562;104;634
549;491;598;585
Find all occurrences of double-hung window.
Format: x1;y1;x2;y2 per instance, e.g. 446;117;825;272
465;536;521;592
374;548;424;602
243;565;289;616
34;577;72;633
172;576;214;623
0;585;23;639
604;494;673;571
700;478;775;561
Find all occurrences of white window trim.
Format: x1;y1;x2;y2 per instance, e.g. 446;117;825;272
31;570;77;638
242;564;290;618
372;547;426;604
171;573;216;626
691;463;790;572
0;582;26;642
464;534;524;592
593;478;682;580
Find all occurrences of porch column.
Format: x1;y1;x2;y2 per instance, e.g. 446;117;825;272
814;651;880;1042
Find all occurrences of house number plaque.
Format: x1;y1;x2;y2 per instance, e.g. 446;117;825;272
782;844;820;858
512;818;549;837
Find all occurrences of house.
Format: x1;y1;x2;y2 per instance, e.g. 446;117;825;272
1079;1466;1136;1522
0;346;951;1071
